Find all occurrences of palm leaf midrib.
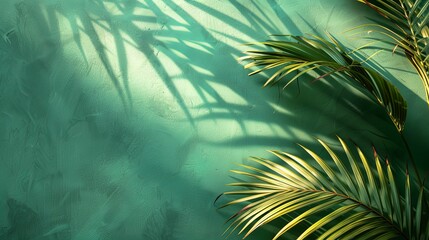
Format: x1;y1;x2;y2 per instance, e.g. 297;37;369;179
230;172;408;239
360;0;429;105
398;1;426;68
242;35;408;132
281;187;406;239
229;183;407;239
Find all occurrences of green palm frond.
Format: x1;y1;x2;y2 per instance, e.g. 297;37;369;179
240;35;407;133
221;137;428;239
357;0;429;106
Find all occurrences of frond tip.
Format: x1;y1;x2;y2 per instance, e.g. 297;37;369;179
358;0;429;107
241;34;407;133
221;137;428;239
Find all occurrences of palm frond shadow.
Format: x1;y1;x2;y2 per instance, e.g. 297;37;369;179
3;1;429;240
2;1;384;164
186;2;408;155
5;0;422;187
55;0;284;126
9;0;405;152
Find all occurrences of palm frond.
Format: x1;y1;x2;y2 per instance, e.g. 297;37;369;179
240;35;407;133
221;137;428;239
358;0;429;106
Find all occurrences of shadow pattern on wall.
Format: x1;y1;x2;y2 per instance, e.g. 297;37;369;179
0;0;425;239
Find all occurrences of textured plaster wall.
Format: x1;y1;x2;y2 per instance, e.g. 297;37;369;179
0;0;428;239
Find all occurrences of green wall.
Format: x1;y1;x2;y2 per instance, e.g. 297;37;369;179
0;0;427;239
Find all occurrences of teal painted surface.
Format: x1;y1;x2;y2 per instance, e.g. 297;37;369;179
0;0;427;239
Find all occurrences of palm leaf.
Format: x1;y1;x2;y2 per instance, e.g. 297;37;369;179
240;35;407;133
357;0;429;106
221;137;428;239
